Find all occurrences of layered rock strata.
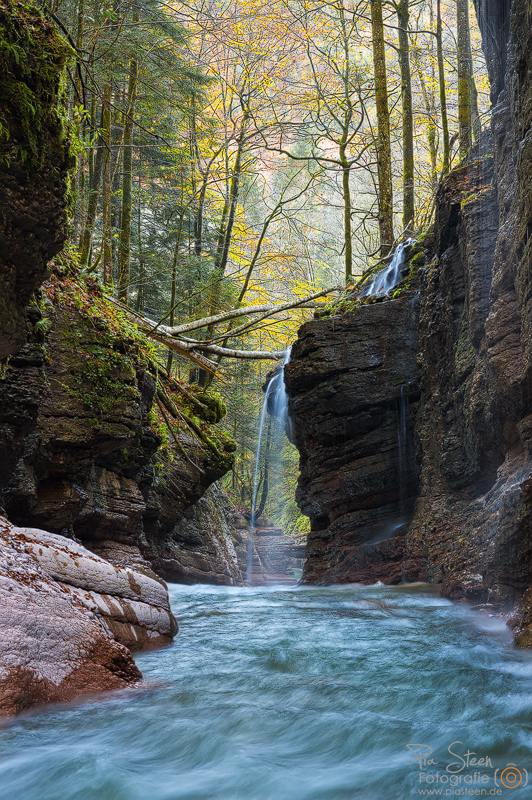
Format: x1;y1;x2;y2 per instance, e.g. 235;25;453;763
0;0;239;718
0;270;240;585
0;2;242;590
407;0;532;624
285;289;420;584
0;516;178;717
287;0;532;645
145;482;244;585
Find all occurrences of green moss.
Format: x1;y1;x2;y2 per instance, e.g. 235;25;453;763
196;390;227;422
461;192;477;208
409;251;425;268
67;343;138;412
0;0;73;171
41;262;236;479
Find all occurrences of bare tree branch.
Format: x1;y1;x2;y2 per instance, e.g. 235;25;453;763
105;286;340;368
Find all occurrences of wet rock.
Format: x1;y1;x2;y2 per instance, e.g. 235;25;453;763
0;274;236;583
0;1;73;360
7;522;177;652
285;290;420;584
286;0;532;641
146;483;244;585
16;526;171;609
0;517;143;717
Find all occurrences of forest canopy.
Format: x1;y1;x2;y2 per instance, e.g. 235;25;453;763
40;0;489;524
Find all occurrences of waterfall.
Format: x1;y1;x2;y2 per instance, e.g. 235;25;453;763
361;239;412;297
246;347;291;585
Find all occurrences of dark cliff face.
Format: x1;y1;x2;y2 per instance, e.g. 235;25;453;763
288;0;532;638
285;290;421;584
408;0;532;617
406;144;532;606
0;2;242;588
0;2;73;360
0;270;241;585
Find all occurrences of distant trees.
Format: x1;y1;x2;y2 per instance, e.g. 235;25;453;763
40;0;488;523
53;0;488;309
45;0;488;364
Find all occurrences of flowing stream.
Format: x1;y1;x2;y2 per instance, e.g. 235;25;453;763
2;583;532;799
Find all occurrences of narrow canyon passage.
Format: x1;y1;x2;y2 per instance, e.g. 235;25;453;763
2;584;532;800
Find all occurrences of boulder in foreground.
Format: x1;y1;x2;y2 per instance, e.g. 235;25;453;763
0;517;177;717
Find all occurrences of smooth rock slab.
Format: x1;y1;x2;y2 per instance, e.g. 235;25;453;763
0;518;140;716
13;527;170;609
0;517;178;717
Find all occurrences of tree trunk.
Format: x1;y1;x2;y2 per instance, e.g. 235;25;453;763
214;194;230;268
337;2;354;284
110;88;123;280
340;145;353;284
102;80;113;285
189;95;207;257
118;20;139;302
370;0;394;256
195;175;208;257
415;55;438;190
397;0;415;232
166;213;185;374
457;0;472;157
74;0;85;105
436;0;450;175
79;104;103;266
216;111;248;275
135;185;145;313
466;15;481;140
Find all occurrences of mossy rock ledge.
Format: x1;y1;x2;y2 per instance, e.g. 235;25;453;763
0;270;242;585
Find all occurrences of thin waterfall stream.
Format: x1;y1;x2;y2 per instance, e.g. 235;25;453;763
246;347;291;585
361;238;412;297
397;384;408;515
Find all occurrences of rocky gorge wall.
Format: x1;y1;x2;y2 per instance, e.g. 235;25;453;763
0;0;248;715
0;0;244;592
0;266;242;586
286;0;532;641
285;282;421;584
0;1;73;361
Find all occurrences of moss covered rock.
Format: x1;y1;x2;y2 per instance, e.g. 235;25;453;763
0;268;237;583
0;0;73;359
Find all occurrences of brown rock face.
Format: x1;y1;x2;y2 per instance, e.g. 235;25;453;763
0;517;143;717
0;1;73;360
406;0;532;621
285;291;420;584
286;0;532;645
148;483;244;585
405;141;532;606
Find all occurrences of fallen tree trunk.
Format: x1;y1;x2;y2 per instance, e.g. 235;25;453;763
105;286;340;371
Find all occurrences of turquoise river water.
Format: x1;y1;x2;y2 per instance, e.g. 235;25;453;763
1;583;532;799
